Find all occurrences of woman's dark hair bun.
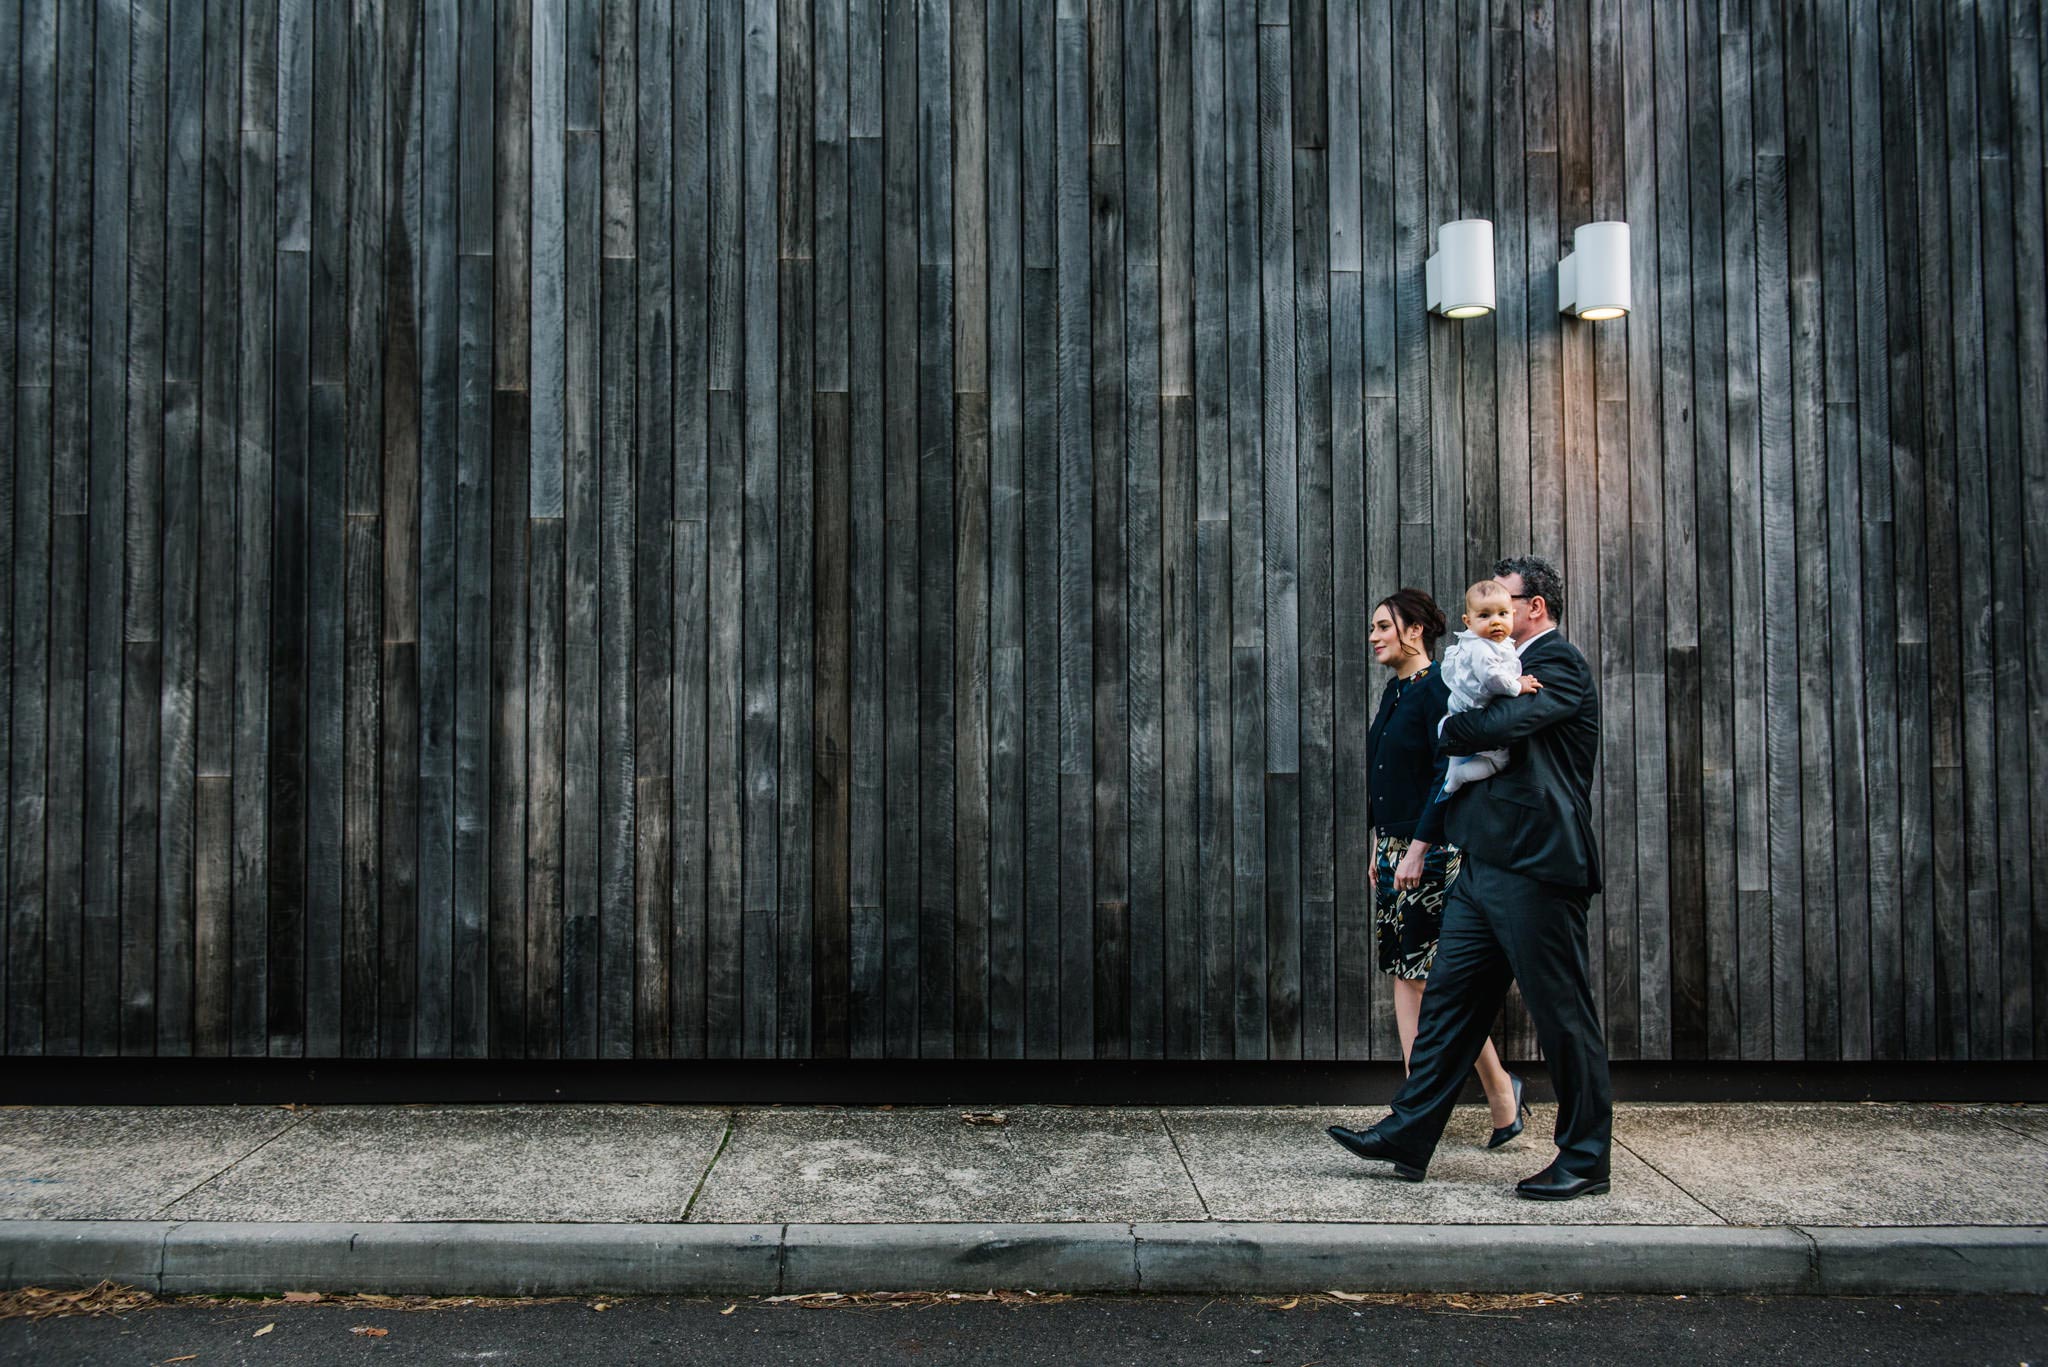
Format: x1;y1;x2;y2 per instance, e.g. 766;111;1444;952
1376;587;1446;655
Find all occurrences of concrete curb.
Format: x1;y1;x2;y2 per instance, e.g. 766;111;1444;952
2;1221;2045;1297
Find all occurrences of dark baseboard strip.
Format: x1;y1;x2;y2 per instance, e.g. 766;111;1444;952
0;1058;2042;1106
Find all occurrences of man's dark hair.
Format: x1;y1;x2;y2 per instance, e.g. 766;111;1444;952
1376;587;1448;655
1492;555;1565;623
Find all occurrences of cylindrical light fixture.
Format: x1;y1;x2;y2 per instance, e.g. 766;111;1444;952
1558;221;1630;320
1425;219;1495;319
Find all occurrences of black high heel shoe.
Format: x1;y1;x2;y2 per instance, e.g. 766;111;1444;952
1485;1074;1530;1150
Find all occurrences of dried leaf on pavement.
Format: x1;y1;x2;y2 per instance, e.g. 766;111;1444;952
0;1282;157;1321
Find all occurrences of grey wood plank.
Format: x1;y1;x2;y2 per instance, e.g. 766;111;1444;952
598;245;634;1065
741;0;781;1061
41;11;84;1059
304;379;346;1057
1224;0;1265;1060
1893;0;1948;1060
634;0;676;1058
558;126;599;1059
567;0;597;132
1653;0;1699;1060
1328;269;1369;1061
1942;0;1999;1059
1972;0;2033;1060
1161;395;1200;1058
1687;0;1734;1061
676;0;709;522
488;389;530;1057
1124;0;1163;1059
985;0;1025;1059
531;0;566;518
525;517;566;1059
1908;0;1963;1059
816;4;849;396
781;0;811;262
882;0;920;1059
1294;144;1332;1059
1023;261;1061;1058
1056;11;1094;1058
2006;0;2048;1057
1090;138;1129;1059
779;257;816;1059
377;0;424;1061
813;393;853;1058
1090;0;1121;145
0;0;27;1041
412;0;461;1062
954;389;992;1058
916;0;957;1066
846;134;886;1057
1259;25;1299;793
951;0;990;1041
452;255;492;1057
495;0;531;394
1857;0;1904;1061
82;0;132;1059
705;387;744;1059
1456;0;1495;585
849;0;880;138
1191;0;1231;1060
602;0;635;258
1390;0;1429;589
114;0;167;1054
188;0;244;1059
235;122;277;1058
1489;7;1528;556
458;0;493;259
672;518;708;1058
8;390;53;1054
599;254;637;1058
1721;19;1772;1060
343;512;381;1058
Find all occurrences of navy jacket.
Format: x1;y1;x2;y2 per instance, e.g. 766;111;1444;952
1438;630;1603;891
1367;665;1451;846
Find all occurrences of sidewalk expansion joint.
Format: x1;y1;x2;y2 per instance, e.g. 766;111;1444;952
682;1110;736;1223
154;1107;312;1217
1614;1137;1733;1225
1158;1112;1213;1220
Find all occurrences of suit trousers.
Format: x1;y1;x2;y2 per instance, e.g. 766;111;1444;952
1375;854;1613;1176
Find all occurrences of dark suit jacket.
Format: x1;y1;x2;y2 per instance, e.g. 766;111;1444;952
1437;629;1603;892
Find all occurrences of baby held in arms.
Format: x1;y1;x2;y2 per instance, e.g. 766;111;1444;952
1436;578;1543;795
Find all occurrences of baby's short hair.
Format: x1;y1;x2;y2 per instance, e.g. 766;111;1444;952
1465;578;1512;608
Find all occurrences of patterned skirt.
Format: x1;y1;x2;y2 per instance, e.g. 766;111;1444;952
1373;833;1464;980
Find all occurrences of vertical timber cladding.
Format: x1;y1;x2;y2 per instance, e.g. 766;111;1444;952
0;0;2043;1063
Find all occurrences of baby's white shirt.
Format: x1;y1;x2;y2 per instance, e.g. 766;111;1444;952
1439;629;1525;714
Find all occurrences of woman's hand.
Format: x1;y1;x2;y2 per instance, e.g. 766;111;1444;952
1395;840;1430;891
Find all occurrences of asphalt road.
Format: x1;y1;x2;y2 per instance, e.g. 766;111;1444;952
3;1291;2043;1365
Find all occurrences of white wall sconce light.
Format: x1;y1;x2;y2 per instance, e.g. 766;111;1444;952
1558;221;1630;320
1425;219;1495;319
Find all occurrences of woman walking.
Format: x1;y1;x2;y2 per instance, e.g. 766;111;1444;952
1366;589;1527;1148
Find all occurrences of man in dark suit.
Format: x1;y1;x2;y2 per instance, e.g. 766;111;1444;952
1328;556;1612;1200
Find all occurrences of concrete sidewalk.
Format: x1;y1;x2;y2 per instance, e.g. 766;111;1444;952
1;1101;2043;1296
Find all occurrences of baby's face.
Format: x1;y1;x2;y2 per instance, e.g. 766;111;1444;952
1464;593;1515;642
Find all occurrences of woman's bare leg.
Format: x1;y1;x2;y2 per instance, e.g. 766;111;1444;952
1473;1036;1519;1129
1392;976;1426;1071
1401;974;1520;1129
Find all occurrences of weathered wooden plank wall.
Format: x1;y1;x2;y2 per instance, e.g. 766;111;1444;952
3;0;2043;1062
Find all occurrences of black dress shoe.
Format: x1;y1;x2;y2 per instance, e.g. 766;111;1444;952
1326;1125;1427;1181
1515;1161;1610;1201
1485;1073;1530;1150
